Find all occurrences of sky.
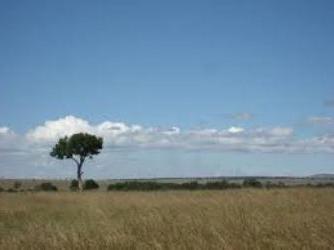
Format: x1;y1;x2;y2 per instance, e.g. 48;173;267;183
1;0;334;179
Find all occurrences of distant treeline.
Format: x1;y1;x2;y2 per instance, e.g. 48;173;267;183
1;178;334;192
107;178;334;191
107;180;241;191
106;179;334;191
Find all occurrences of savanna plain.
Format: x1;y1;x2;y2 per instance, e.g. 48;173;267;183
1;188;334;250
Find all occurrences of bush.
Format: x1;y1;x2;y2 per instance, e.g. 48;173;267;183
205;180;230;190
180;181;200;190
243;178;263;188
107;181;165;191
34;182;58;191
265;181;287;189
6;188;18;193
84;179;99;190
107;181;183;191
13;181;22;189
227;183;242;189
0;186;4;192
207;180;242;189
107;180;243;191
131;181;162;191
107;182;125;191
69;179;79;191
277;181;286;187
315;182;334;188
265;181;273;189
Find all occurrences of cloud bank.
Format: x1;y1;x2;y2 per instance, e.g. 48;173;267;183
0;115;330;154
0;116;334;178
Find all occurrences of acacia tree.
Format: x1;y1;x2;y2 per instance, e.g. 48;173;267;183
50;133;103;191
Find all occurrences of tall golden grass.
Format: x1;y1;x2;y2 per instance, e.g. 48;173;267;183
1;189;333;249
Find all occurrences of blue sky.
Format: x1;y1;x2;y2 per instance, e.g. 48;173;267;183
0;0;334;178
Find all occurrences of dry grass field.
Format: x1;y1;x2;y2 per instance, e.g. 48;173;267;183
1;189;334;249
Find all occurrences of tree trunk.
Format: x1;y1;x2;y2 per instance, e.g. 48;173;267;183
77;162;84;192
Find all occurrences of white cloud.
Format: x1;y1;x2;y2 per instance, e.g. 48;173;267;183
267;127;293;137
1;116;334;178
0;115;333;155
189;128;218;136
0;127;9;134
96;121;129;133
228;126;244;134
308;116;334;125
26;116;92;141
0;126;15;135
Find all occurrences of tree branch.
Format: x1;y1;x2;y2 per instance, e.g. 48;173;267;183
71;157;80;166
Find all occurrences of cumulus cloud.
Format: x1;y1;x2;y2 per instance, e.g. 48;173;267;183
228;126;244;134
1;116;334;178
0;127;9;134
163;127;181;136
0;115;333;155
298;135;334;153
26;116;92;141
26;116;147;144
308;116;334;126
0;126;14;135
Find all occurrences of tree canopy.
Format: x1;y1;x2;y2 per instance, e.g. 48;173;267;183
50;133;103;160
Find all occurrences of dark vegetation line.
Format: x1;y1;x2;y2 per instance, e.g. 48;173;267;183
1;178;334;192
106;179;334;191
110;175;313;181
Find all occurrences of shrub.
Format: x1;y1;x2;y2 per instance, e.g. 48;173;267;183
133;181;163;191
107;181;182;191
69;179;79;191
13;181;22;189
243;178;263;188
228;183;242;189
204;180;242;190
315;182;334;188
205;180;230;189
84;179;99;190
265;181;287;189
34;182;58;191
265;181;273;189
107;181;164;191
0;186;4;192
107;180;245;191
277;181;286;187
107;182;124;191
6;188;17;193
180;181;200;190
